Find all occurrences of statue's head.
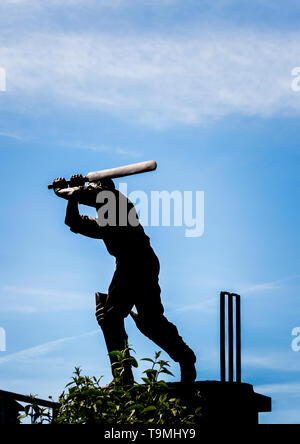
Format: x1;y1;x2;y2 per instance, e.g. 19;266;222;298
77;178;116;209
95;177;116;190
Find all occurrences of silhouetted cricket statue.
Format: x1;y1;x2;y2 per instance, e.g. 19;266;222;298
49;161;196;385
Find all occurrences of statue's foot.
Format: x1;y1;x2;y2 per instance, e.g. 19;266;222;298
179;352;197;384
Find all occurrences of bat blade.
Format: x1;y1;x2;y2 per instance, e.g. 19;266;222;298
86;160;157;182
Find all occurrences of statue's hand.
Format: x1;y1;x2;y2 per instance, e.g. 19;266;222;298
69;174;85;187
52;177;68;195
52;177;79;200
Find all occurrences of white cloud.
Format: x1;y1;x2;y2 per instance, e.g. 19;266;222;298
261;409;300;425
0;0;124;6
0;285;93;313
167;274;300;313
255;382;300;396
254;381;300;424
0;131;24;141
0;0;173;7
0;27;300;127
239;274;300;295
244;351;300;372
171;297;218;314
0;330;98;365
58;140;140;157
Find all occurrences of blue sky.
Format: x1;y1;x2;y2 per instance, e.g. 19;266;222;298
0;0;300;424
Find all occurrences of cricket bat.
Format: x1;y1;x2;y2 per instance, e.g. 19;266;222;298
48;160;157;189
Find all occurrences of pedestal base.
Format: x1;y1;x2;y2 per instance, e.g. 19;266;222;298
167;380;271;425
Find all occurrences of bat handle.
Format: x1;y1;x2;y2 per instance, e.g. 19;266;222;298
48;176;88;190
48;182;71;190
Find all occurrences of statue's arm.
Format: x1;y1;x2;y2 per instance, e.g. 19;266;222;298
55;182;103;208
52;178;105;239
65;199;103;239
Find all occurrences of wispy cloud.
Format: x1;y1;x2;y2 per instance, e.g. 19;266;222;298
239;274;300;295
0;285;94;313
0;330;98;365
0;0;125;7
0;131;25;141
163;274;300;315
254;382;300;424
58;141;140;157
255;381;300;396
0;0;173;8
1;26;300;127
171;297;218;314
244;351;300;372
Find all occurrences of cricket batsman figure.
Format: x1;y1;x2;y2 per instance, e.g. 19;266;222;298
51;164;196;385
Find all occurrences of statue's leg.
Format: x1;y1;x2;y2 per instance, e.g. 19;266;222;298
131;310;196;383
95;269;135;385
131;256;196;383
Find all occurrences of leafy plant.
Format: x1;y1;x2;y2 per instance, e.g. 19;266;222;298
21;348;203;424
18;396;53;424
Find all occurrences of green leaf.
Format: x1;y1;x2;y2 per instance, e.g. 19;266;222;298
18;413;28;421
143;369;157;375
124;357;138;368
155;351;161;359
133;404;144;410
108;350;122;358
161;368;174;376
142;405;157;413
158;360;170;367
141;358;154;363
